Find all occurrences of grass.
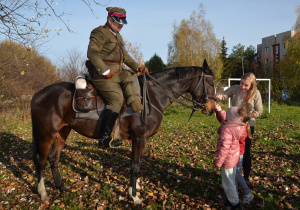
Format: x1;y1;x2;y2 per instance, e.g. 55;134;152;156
0;101;299;209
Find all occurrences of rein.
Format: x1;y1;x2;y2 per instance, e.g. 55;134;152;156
140;70;218;126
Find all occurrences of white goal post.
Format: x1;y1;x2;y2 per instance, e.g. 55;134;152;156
215;78;271;113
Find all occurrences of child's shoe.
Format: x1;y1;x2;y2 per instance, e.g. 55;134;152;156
224;199;232;207
231;202;242;210
243;193;254;204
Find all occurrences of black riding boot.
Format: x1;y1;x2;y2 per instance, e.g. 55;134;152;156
98;109;122;148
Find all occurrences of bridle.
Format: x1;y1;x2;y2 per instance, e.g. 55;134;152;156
190;71;219;116
141;69;219;125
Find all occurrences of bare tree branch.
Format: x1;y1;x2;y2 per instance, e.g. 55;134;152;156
0;0;109;49
58;48;86;82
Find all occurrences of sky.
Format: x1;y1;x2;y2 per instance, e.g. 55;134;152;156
38;0;300;65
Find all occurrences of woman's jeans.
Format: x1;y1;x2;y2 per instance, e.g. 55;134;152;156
243;126;254;180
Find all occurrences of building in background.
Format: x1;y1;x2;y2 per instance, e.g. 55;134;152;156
257;30;296;78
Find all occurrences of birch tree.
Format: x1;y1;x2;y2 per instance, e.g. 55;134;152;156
167;3;222;80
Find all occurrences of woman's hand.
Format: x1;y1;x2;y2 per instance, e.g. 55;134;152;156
216;94;223;101
251;112;257;118
215;103;222;111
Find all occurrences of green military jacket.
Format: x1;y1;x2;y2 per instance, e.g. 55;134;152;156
87;23;139;74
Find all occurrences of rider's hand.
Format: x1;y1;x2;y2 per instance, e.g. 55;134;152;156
102;70;116;79
138;66;149;74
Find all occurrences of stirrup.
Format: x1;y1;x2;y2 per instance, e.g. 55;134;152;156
99;138;122;148
109;139;123;148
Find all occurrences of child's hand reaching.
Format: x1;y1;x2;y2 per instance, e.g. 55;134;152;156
215;103;222;111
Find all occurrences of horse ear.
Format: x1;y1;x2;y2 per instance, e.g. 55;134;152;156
202;59;214;77
203;59;208;70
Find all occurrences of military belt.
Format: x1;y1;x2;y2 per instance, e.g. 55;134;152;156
103;60;122;65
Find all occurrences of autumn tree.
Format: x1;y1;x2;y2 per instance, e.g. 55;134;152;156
277;5;300;100
124;40;144;68
167;3;222;81
0;40;59;100
145;53;166;73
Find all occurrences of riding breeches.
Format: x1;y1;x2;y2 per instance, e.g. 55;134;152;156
89;69;136;113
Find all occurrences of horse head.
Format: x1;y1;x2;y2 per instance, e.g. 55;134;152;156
190;59;216;116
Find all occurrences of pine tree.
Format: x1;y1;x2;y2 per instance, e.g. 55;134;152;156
145;53;166;73
220;37;231;78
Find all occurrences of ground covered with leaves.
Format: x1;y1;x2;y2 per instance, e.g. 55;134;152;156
0;103;299;209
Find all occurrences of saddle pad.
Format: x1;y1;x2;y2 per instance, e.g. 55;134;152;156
75;111;100;120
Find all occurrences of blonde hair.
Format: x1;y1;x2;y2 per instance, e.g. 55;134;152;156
241;72;257;112
239;106;252;139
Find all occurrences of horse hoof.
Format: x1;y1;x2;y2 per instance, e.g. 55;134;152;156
41;194;49;202
59;186;68;193
129;187;142;205
133;197;142;205
136;178;141;191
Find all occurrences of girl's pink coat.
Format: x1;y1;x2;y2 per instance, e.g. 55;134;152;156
216;110;248;155
214;118;246;169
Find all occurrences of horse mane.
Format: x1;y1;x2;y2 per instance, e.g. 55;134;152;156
150;66;209;81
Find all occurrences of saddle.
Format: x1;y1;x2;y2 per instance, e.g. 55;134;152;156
73;74;140;120
73;74;102;113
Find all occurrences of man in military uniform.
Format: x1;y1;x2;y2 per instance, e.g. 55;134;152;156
87;7;149;148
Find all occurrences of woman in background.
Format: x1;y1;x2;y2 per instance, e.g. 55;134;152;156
216;72;263;182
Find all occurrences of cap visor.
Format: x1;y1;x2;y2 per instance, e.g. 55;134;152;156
119;18;127;24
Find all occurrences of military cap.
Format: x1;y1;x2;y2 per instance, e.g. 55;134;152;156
106;7;127;24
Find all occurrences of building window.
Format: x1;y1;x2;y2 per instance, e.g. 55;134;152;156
284;44;286;50
265;47;269;53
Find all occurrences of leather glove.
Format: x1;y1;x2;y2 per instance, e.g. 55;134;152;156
138;66;149;74
103;70;116;79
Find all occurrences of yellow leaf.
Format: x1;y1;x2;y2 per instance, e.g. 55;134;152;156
148;192;153;196
21;71;25;75
70;179;76;183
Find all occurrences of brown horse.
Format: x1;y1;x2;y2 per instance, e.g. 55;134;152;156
31;60;217;204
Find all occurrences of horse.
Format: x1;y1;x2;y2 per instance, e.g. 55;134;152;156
31;59;217;204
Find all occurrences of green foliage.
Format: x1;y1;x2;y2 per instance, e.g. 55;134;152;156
278;32;300;101
227;43;258;79
228;44;245;78
220;37;230;79
145;53;166;72
274;6;300;101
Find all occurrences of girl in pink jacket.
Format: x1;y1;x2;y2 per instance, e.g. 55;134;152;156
214;106;246;209
215;104;254;206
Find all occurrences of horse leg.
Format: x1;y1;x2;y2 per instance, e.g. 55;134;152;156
33;136;54;201
48;127;70;192
129;138;146;204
